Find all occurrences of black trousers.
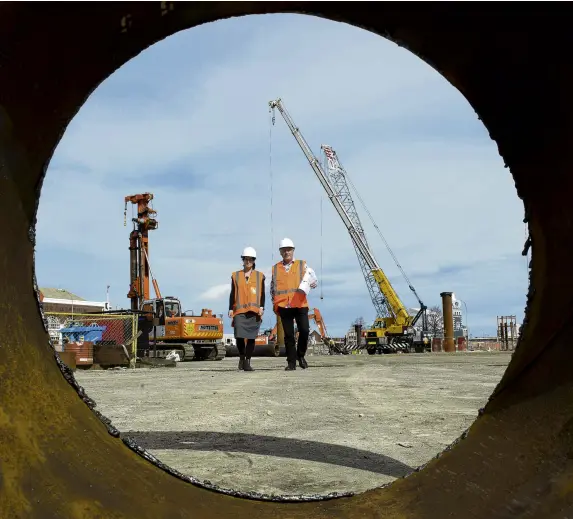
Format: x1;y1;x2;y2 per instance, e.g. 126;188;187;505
278;307;310;363
236;338;255;358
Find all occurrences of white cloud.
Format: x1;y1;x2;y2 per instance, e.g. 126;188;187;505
200;283;231;301
34;13;527;338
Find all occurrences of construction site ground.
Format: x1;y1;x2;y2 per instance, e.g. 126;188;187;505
74;351;512;497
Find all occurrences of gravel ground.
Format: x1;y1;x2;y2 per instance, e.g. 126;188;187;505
75;351;512;497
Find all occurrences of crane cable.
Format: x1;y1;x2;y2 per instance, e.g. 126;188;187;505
269;107;275;266
269;106;325;300
320;194;324;300
266;108;276;332
342;163;418;298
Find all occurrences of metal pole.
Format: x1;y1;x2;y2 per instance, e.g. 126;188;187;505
153;320;157;359
131;314;137;369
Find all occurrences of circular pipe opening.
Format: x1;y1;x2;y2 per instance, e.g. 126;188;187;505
1;4;569;518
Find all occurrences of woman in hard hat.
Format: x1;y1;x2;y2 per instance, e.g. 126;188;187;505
228;247;266;371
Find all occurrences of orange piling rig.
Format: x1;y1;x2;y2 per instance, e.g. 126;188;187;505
123;193;226;362
124;193;159;311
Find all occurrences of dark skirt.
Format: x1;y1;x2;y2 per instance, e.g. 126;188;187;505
233;312;262;340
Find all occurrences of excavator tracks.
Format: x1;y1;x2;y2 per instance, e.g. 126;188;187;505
182;344;196;361
213;343;227;361
145;343;226;362
191;342;227;361
208;342;226;361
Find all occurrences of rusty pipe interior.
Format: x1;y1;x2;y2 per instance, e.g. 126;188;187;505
1;3;572;518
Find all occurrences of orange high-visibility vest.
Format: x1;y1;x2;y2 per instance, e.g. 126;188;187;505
273;259;308;310
232;270;265;316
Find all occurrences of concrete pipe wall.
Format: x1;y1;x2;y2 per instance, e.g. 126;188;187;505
1;3;573;518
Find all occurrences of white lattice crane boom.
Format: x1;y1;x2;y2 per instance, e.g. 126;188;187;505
320;144;390;319
269;98;427;352
268;99;381;277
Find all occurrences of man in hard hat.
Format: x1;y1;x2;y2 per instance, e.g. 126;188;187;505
271;237;318;371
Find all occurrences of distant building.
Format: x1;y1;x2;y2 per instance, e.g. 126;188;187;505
344;325;365;348
410;299;467;340
223;333;236;348
39;287;110;314
39;287;111;346
309;330;322;344
451;295;466;339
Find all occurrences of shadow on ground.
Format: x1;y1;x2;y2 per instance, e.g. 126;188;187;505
125;430;414;477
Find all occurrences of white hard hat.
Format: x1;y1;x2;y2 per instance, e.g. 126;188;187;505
279;237;295;249
242;246;257;258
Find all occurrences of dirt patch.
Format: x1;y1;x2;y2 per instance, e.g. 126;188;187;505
75;352;512;496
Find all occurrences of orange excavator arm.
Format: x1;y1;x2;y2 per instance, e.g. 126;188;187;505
309;308;329;339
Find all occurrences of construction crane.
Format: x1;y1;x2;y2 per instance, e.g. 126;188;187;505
269;98;427;354
124;193;226;362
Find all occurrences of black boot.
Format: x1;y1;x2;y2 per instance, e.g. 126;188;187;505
298;356;308;369
243;358;254;371
285;361;296;371
238;356;245;370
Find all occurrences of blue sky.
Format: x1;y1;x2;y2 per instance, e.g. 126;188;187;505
34;14;528;338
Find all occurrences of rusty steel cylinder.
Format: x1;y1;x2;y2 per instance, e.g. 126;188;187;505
432;337;443;352
441;292;456;352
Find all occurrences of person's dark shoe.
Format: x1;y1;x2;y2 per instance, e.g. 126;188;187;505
238;356;245;370
243;358;254;371
285;361;296;371
298;356;308;369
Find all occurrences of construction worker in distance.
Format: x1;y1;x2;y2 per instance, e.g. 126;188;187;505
271;237;318;371
228;246;265;372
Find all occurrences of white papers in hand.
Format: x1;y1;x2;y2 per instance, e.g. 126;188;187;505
298;268;318;295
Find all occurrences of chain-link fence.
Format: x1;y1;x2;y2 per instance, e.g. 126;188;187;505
44;312;138;368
